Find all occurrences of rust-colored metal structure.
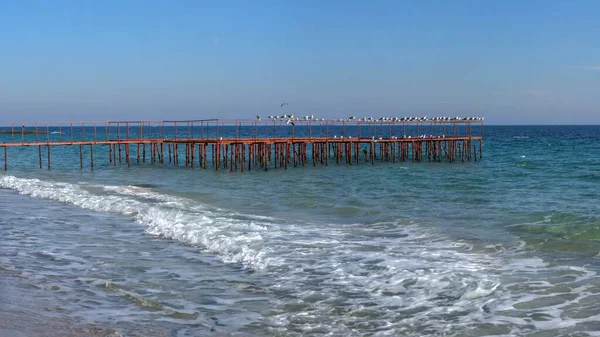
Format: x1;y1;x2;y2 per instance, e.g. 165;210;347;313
0;118;483;171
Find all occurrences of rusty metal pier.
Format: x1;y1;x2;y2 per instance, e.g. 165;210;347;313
0;118;483;171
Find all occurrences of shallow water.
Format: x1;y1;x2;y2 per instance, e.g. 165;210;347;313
1;125;600;336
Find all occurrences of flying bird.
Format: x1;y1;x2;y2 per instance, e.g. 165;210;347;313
280;102;289;107
256;116;261;120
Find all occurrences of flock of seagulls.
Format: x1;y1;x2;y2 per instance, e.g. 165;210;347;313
329;134;450;141
255;104;484;125
255;115;484;123
332;116;484;122
259;114;324;121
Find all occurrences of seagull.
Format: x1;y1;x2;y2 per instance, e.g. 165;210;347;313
280;102;289;107
286;119;295;126
349;116;356;120
256;116;261;120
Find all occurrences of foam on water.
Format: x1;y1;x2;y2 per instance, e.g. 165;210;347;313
3;174;600;335
1;175;270;269
258;226;511;335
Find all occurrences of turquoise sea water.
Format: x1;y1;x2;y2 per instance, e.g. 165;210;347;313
1;125;600;336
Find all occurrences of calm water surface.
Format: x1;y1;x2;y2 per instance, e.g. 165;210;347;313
2;125;600;336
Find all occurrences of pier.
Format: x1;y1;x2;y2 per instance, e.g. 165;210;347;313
0;117;483;171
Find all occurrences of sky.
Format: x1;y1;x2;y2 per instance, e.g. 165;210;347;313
1;0;599;124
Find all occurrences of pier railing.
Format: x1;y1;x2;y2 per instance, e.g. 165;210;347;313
0;118;483;145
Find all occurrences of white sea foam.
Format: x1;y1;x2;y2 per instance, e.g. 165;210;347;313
0;175;270;269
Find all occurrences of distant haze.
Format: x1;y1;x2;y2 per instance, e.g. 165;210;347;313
1;1;599;124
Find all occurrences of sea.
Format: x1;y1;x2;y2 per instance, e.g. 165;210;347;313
1;125;600;337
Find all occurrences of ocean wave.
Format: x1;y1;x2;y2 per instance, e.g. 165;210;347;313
0;175;270;269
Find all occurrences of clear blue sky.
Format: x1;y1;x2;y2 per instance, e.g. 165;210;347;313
1;0;599;124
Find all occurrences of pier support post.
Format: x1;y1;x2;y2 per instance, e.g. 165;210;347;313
191;143;195;168
90;144;94;170
230;144;234;172
248;144;252;171
160;143;164;164
242;144;245;172
47;145;51;170
370;142;375;165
